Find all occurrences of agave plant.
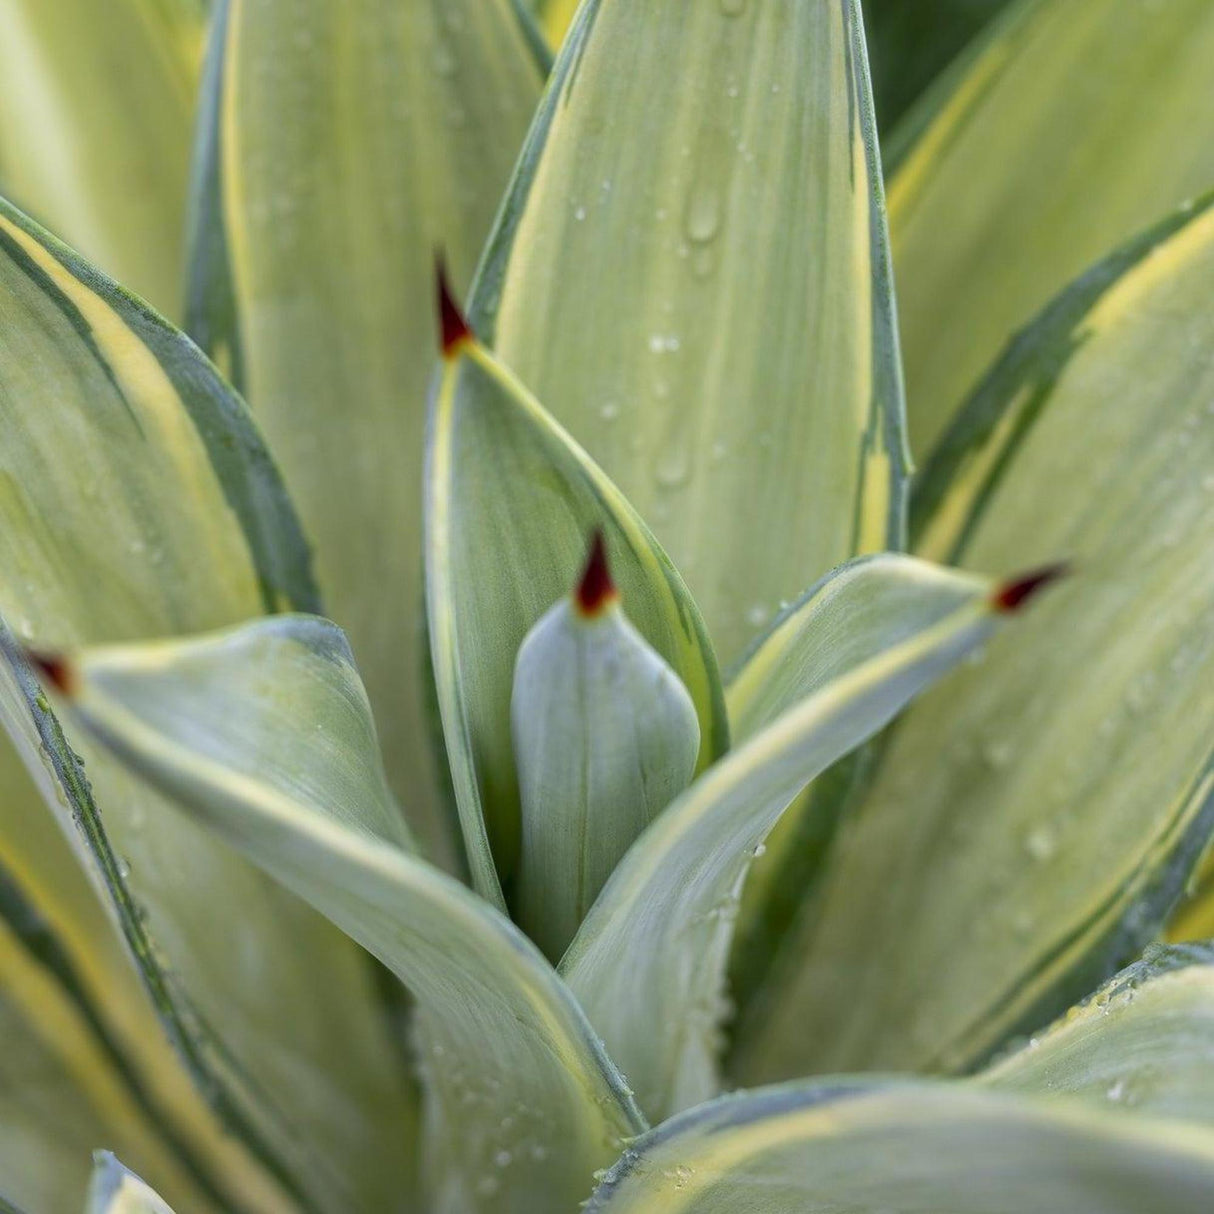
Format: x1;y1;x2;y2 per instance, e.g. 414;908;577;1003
1;0;1214;1211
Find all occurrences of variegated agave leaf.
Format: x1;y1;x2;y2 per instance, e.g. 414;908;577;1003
0;197;418;1213
188;0;546;868
890;0;1214;457
733;194;1214;1086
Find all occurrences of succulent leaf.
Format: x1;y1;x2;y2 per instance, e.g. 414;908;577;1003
55;616;646;1214
584;1078;1214;1213
735;196;1214;1085
984;943;1214;1128
187;0;545;869
512;533;701;962
890;0;1214;457
472;0;908;667
0;0;203;318
562;554;1033;1122
425;297;727;909
87;1153;175;1214
0;197;415;1212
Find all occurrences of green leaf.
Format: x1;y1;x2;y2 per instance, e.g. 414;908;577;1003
472;0;907;668
584;1079;1214;1213
426;318;727;909
0;876;235;1214
0;0;203;318
188;0;545;868
562;555;1029;1122
0;197;418;1213
890;0;1214;459
87;1153;175;1214
57;615;646;1214
511;533;701;962
984;943;1214;1128
0;646;290;1214
863;0;1012;134
726;552;1006;1004
732;198;1214;1085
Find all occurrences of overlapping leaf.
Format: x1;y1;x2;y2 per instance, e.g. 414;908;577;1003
585;1079;1214;1213
0;197;417;1212
890;0;1214;457
984;943;1214;1128
473;0;907;667
562;555;1029;1121
734;198;1214;1084
56;615;645;1214
0;0;204;317
426;323;727;906
87;1154;175;1214
188;0;545;866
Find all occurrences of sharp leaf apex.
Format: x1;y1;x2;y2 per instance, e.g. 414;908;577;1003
575;528;618;616
27;649;77;697
992;561;1071;613
434;252;473;357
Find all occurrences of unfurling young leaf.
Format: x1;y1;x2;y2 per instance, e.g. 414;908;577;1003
512;532;701;962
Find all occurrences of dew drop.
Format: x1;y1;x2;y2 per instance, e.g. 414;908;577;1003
574;205;587;222
599;400;620;422
1024;826;1057;863
1107;1078;1126;1102
745;603;769;628
685;188;721;244
655;446;691;490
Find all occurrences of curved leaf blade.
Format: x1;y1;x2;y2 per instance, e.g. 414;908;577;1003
585;1080;1214;1213
890;0;1214;457
562;556;1025;1121
0;198;417;1212
984;943;1214;1128
735;198;1214;1084
57;616;646;1214
0;0;203;317
426;326;727;907
188;0;545;866
87;1153;175;1214
473;0;907;667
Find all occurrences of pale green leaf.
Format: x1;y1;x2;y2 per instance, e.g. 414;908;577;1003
87;1154;175;1214
727;553;1002;1003
525;0;579;50
0;0;204;318
472;0;907;668
426;329;727;909
562;555;1019;1122
733;198;1214;1084
0;639;290;1214
188;0;545;868
890;0;1214;458
984;943;1214;1128
584;1080;1214;1214
512;544;701;962
58;616;646;1214
0;865;238;1214
0;197;418;1213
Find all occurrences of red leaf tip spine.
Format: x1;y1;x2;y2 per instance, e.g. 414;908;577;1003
574;529;618;617
434;253;473;358
28;651;77;697
991;562;1070;614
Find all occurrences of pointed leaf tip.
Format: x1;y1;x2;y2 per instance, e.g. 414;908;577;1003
992;562;1071;613
575;529;618;616
434;254;473;357
27;650;76;696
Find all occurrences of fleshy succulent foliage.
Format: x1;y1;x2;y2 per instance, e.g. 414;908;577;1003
0;0;1213;1211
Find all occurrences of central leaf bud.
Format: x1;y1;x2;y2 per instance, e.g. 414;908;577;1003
510;531;701;962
